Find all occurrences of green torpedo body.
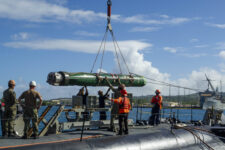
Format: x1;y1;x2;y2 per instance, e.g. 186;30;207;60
47;72;146;87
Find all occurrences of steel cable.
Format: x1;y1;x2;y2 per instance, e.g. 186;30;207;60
110;30;131;75
110;30;122;74
90;28;108;73
99;29;109;74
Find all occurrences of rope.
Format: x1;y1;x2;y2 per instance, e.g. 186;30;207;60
177;126;215;150
170;128;182;150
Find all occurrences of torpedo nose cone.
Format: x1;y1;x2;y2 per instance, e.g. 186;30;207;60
47;72;63;86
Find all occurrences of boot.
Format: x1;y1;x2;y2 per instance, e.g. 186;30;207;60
125;130;129;135
22;134;28;139
2;134;8;138
117;130;123;135
34;134;39;139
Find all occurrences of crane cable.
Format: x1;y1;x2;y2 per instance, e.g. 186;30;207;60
110;29;131;75
90;0;131;75
100;29;109;73
110;30;123;74
90;28;109;73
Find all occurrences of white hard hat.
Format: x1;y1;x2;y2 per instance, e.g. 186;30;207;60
29;81;37;87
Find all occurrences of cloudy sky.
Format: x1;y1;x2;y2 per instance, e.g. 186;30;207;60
1;0;225;99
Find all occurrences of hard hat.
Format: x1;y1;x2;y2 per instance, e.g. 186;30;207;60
8;80;16;86
30;81;37;87
155;89;160;94
120;89;128;96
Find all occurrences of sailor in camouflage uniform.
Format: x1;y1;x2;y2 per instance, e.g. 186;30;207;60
18;81;42;139
2;80;17;137
105;77;123;132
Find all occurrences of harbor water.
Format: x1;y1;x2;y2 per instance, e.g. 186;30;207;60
0;106;207;136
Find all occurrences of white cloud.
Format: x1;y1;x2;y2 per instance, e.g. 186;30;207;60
4;39;152;54
181;53;207;58
207;23;225;29
0;0;197;27
219;51;225;60
122;15;191;25
123;15;160;24
175;68;222;92
163;47;177;53
194;45;208;48
97;68;107;73
129;67;225;96
130;27;160;32
190;38;199;43
0;0;106;23
74;31;100;37
160;15;169;19
49;0;68;5
219;63;225;73
166;17;190;25
216;42;225;50
11;32;30;40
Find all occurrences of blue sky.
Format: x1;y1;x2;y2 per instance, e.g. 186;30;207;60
1;0;225;99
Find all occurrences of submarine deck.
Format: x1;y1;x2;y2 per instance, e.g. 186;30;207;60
1;124;225;150
0;125;154;149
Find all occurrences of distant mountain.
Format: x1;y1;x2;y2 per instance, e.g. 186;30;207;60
133;93;200;105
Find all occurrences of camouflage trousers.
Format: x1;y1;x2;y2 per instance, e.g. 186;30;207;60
23;108;38;136
110;104;119;131
4;107;17;135
110;113;118;131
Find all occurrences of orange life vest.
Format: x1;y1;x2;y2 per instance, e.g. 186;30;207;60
113;97;131;114
151;95;162;109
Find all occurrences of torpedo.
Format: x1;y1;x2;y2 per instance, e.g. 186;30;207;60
47;71;146;87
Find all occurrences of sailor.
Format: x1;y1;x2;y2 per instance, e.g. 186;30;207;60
2;80;17;137
112;89;131;135
0;99;4;136
77;86;89;121
98;88;110;120
77;86;88;106
18;81;42;139
149;89;163;126
105;77;123;132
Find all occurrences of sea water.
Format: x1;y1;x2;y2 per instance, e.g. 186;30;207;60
0;106;207;136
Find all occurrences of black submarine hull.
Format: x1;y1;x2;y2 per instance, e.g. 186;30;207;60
2;126;225;150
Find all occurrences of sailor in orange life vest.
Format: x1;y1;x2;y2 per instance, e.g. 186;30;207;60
149;89;163;126
111;89;131;135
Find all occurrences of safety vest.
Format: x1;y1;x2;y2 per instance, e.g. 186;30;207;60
113;97;131;114
151;95;162;109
